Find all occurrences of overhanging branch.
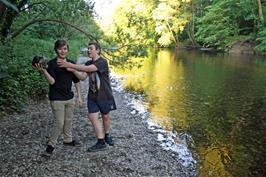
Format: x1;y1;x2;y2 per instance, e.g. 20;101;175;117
10;19;98;41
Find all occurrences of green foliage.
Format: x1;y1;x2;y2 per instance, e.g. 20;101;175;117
0;0;103;113
256;26;266;52
109;0;158;67
0;37;52;113
11;0;95;39
108;0;264;51
195;0;238;49
195;0;260;49
152;0;191;46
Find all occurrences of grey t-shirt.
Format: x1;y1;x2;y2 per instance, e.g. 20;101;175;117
85;57;114;102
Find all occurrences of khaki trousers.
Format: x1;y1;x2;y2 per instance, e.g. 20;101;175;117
48;98;74;146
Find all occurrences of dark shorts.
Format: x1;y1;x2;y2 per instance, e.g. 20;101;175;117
87;98;116;114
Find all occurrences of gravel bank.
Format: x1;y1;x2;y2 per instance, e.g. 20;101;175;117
0;77;196;177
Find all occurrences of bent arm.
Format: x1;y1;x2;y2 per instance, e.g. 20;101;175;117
43;70;55;85
35;63;55;85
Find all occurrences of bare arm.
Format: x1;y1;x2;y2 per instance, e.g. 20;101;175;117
57;59;97;73
35;64;55;85
74;82;83;107
66;68;87;81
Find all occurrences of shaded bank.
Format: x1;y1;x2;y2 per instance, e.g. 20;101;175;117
181;40;266;56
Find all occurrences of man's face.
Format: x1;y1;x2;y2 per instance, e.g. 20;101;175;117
87;44;99;58
56;44;68;59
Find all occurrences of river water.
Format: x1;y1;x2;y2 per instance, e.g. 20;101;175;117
113;49;266;177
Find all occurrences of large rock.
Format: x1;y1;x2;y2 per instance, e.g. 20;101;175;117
226;40;257;55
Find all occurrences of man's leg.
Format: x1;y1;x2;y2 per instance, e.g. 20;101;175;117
42;101;65;156
102;113;114;146
49;101;65;146
63;98;74;143
89;112;104;139
102;113;110;134
87;113;107;152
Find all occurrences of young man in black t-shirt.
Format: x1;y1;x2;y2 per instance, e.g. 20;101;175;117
57;42;116;152
35;39;84;156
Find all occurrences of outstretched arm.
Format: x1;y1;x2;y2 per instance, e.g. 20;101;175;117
57;59;97;73
66;68;87;81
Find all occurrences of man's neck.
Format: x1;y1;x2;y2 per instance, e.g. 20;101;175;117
57;57;66;60
92;55;100;61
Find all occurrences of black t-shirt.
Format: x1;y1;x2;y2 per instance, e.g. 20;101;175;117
47;58;79;101
85;57;114;101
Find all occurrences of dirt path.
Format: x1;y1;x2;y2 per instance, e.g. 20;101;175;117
0;77;196;177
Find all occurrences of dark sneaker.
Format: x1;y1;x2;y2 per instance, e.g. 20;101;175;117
105;134;114;146
63;140;81;146
41;145;54;157
87;142;107;152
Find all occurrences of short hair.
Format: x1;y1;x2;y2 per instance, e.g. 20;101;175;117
89;42;101;54
54;39;69;51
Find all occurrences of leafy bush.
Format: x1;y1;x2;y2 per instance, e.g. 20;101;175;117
195;1;238;49
0;37;51;114
195;0;258;50
256;27;266;52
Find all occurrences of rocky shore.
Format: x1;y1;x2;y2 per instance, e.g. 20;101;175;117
0;77;196;177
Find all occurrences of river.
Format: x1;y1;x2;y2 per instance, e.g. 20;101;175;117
113;49;266;177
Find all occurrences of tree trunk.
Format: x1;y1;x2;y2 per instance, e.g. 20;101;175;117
0;0;29;40
1;8;17;37
166;21;178;46
0;0;19;40
257;0;264;22
0;2;6;19
187;0;200;47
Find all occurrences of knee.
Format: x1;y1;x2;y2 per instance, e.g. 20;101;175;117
88;116;93;121
102;114;109;119
88;113;98;121
54;119;64;128
59;122;64;129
